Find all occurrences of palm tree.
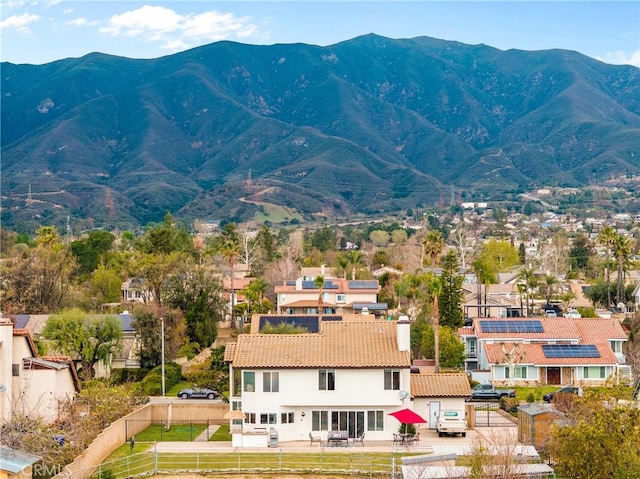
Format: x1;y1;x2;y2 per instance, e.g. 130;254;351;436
428;276;443;373
423;230;444;269
613;234;633;305
336;253;350;279
472;257;496;317
598;226;617;307
517;267;538;316
347;250;364;280
221;240;240;328
314;275;325;321
541;274;559;305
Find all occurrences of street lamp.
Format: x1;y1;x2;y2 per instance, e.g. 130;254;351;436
161;317;165;397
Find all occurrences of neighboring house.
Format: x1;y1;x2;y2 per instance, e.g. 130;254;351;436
411;373;471;429
372;265;403;278
224;315;412;443
462;284;522;319
458;317;630;386
121;277;154;304
0;317;80;424
275;278;385;316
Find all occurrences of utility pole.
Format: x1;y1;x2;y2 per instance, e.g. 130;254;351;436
161;317;165;397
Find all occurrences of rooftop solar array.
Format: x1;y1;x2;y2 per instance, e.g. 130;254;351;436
479;320;544;333
542;344;601;358
301;280;339;289
353;302;389;311
348;280;379;289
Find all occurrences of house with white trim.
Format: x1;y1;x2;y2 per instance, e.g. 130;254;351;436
224;315;413;444
458;317;630;386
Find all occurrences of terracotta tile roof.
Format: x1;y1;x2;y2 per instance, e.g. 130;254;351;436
458;327;474;336
228;320;409;368
484;342;620;365
474;318;581;340
574;318;627;342
411;373;471;398
224;342;236;362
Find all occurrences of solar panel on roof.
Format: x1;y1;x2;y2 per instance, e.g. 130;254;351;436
479;320;543;333
348;280;379;289
542;344;600;358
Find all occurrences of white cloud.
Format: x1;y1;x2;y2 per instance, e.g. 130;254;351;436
0;13;41;33
599;50;640;68
99;5;258;53
65;17;99;27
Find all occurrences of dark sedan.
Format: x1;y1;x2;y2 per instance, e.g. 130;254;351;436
177;387;220;400
543;386;583;402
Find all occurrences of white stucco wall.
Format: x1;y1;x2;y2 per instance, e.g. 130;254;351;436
238;367;411;442
0;323;13;423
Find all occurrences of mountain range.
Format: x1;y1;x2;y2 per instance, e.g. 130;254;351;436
2;34;640;231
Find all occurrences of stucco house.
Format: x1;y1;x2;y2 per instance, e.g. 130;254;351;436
224;314;413;444
411;373;471;429
458;317;630;386
0;316;80;423
275;278;385;316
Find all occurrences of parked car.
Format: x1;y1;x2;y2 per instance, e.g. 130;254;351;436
564;309;582;318
470;383;516;401
543;386;583;402
436;410;467;437
177;387;220;400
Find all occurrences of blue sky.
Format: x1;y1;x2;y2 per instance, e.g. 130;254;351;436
1;1;639;67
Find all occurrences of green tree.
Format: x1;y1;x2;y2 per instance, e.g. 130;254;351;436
478;239;520;272
139;212;192;255
370;230;390;247
569;233;592;275
517;267;538;316
438;250;464;329
540;273;559;305
314;275;325;320
1;227;77;313
310;226;336;252
598;226;617;307
547;398;640;478
423;230;444;268
42;309;122;380
420;326;466;369
89;265;122;305
164;269;225;348
132;305;186;369
613;234;633;305
70;230;115;276
472;256;497;318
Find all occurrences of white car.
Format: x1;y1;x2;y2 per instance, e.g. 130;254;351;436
436;410;467;437
564;309;582;318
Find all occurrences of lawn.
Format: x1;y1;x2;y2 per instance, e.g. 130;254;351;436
166;381;191;397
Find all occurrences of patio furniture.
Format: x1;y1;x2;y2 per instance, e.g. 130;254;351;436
309;432;322;446
327;430;350;446
353;433;365;446
393;433;401;445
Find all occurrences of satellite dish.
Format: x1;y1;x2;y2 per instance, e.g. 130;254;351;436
399;390;409;400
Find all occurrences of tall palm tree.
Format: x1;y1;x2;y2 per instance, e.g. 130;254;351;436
423;230;444;269
613;234;633;305
336;253;350;279
541;274;558;305
428;276;443;373
314;275;325;321
221;240;240;328
517;267;538;316
598;226;617;307
472;257;497;317
347;250;364;280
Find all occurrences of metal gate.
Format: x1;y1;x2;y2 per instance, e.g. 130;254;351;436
473;402;517;427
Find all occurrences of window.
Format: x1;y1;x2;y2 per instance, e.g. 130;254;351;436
281;412;294;424
12;364;19;376
583;366;606;379
610;341;622;353
260;413;277;424
467;339;477;357
319;369;335;390
263;372;279;392
505;366;527;379
312;410;329;431
336;294;346;303
367;410;384;431
384;369;400;390
243;371;255;392
245;413;256;424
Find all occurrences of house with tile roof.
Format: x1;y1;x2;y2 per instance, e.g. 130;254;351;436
411;373;472;429
0;316;80;423
224;315;412;443
274;277;386;316
458;317;630;386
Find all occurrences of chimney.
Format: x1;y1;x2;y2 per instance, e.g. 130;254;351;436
295;277;302;291
321;264;326;275
397;315;411;352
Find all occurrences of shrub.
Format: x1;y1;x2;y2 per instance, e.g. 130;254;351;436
138;362;182;396
110;368;149;385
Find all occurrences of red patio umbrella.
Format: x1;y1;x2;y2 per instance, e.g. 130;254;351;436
388;408;427;434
